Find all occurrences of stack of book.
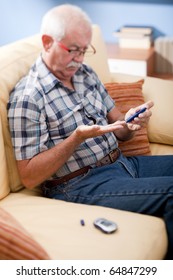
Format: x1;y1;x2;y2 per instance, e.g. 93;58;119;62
114;26;153;49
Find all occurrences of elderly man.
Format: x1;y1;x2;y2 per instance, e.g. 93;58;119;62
8;4;173;259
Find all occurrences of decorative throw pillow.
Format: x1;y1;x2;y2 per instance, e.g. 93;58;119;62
0;208;50;260
104;80;151;156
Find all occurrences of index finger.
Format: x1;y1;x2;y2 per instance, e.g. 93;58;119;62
145;100;154;110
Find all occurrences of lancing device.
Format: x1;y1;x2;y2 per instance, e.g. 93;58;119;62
126;107;147;123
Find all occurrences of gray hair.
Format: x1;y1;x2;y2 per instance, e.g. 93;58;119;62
40;4;92;41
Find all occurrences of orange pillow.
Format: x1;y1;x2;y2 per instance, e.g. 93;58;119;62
0;208;50;260
104;80;151;156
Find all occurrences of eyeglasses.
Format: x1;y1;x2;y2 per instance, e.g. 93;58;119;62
57;41;96;57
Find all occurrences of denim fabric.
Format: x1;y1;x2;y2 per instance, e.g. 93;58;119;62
42;153;173;259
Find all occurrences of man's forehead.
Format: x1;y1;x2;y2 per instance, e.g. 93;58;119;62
63;29;92;46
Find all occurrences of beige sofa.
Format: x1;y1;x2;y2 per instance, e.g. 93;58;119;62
0;25;173;260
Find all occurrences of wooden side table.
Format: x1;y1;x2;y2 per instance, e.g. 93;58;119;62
106;43;155;76
151;73;173;80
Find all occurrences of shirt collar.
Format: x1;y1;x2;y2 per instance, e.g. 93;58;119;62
35;55;60;94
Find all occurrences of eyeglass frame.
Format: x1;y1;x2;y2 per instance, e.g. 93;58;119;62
56;41;96;57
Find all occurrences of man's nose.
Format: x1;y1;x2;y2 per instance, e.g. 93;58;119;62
73;52;85;62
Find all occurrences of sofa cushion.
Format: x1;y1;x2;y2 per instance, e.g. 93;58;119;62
0;189;167;260
142;77;173;146
104;80;151;156
0;114;10;199
0;35;42;192
0;207;50;260
150;143;173;155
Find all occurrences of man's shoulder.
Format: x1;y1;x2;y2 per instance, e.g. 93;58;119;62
82;63;95;74
10;57;46;101
10;74;41;102
79;63;99;83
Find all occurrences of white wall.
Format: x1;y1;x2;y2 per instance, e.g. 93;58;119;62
0;0;173;45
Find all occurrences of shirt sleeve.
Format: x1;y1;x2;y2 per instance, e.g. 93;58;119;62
99;81;115;113
8;94;49;160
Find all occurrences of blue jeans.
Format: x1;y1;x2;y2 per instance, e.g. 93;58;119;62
42;152;173;259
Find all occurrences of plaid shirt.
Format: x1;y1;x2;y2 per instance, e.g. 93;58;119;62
8;55;118;177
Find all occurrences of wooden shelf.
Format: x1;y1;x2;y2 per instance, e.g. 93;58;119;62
106;43;155;61
151;73;173;80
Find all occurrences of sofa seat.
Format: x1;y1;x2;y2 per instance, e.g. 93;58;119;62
0;189;167;260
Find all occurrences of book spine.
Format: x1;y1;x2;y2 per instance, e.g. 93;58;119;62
119;37;152;49
120;27;152;35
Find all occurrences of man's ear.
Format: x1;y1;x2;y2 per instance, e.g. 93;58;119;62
42;34;54;51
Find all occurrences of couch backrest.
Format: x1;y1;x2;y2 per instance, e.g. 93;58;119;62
0;35;43;194
84;24;110;83
0;25;111;195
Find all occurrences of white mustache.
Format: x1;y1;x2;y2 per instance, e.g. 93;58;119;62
67;61;81;68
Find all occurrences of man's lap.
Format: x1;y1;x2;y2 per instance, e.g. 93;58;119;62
42;153;173;215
